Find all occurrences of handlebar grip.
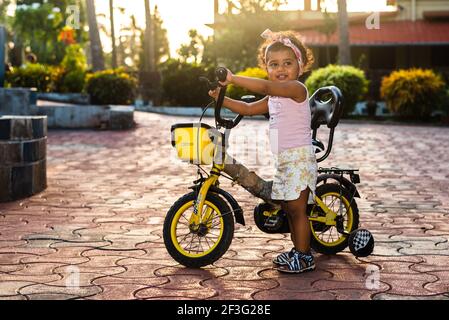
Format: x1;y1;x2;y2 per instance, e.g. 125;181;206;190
216;67;228;83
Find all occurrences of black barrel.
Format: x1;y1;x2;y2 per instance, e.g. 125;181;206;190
0;116;47;202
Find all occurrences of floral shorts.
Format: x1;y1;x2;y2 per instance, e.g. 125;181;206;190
271;145;318;203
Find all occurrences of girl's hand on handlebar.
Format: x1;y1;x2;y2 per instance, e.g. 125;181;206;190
218;68;233;86
208;88;219;101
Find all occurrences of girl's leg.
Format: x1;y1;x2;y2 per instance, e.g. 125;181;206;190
285;188;311;253
281;201;295;244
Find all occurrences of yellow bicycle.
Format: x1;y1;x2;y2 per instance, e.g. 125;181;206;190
164;68;374;268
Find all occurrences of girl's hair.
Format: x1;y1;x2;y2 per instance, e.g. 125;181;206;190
258;30;314;74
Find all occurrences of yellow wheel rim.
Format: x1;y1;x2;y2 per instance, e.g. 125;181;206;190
310;192;354;247
170;200;225;258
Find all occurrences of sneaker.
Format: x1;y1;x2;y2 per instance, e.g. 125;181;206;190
276;250;316;274
272;247;295;266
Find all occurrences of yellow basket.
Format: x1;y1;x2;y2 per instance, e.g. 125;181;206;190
171;123;216;165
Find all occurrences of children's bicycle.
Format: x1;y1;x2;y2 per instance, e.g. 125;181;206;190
164;68;374;268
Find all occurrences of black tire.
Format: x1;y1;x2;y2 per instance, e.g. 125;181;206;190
163;192;234;268
310;183;359;255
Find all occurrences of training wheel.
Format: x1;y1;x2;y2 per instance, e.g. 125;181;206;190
348;229;374;257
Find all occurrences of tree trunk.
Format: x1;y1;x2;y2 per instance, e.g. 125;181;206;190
143;0;154;72
86;0;105;71
223;155;274;204
0;26;5;87
10;35;24;67
337;0;351;65
109;0;117;69
325;38;331;65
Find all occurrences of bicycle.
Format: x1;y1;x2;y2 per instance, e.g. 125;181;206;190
164;68;374;268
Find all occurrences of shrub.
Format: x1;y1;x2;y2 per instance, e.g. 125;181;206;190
51;45;87;93
6;63;53;92
62;70;86;93
380;68;446;118
305;65;369;116
61;44;87;72
50;66;66;92
49;66;86;93
85;69;137;105
227;67;268;100
160;59;214;106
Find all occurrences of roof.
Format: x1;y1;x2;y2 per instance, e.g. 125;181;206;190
300;20;449;46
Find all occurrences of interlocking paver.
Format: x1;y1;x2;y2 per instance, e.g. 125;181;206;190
18;283;102;299
1;112;449;299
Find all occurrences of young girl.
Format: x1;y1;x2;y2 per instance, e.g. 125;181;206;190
209;29;318;274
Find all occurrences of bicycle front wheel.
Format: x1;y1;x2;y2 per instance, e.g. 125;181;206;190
163;192;234;268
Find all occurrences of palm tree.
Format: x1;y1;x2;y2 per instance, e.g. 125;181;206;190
337;0;351;65
86;0;105;71
109;0;117;69
318;9;337;65
143;0;154;72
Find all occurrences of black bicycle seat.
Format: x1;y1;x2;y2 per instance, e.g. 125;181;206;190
309;86;343;130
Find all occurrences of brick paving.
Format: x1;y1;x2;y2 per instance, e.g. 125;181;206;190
1;111;449;300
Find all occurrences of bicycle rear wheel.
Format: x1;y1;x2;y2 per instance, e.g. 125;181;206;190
309;183;359;255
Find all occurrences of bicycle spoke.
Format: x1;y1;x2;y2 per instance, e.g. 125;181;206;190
177;219;190;227
204;235;212;249
202;208;233;224
176;231;192;237
326;227;332;242
178;230;193;245
204;231;220;239
198;236;204;253
209;219;223;229
329;226;338;242
180;214;190;223
182;233;196;253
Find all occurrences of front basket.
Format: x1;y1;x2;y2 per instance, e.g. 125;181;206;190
171;123;215;165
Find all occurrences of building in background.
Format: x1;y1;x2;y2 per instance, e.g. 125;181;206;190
210;0;449;100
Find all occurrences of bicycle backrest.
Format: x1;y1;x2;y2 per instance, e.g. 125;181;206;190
309;86;343;130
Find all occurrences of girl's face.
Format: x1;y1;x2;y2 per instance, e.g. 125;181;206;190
266;48;300;82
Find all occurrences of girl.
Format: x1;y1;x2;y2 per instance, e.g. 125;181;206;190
209;29;318;274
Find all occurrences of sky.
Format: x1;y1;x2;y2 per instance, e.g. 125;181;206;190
95;0;215;56
95;0;391;57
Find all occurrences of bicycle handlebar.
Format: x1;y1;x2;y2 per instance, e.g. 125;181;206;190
203;68;244;130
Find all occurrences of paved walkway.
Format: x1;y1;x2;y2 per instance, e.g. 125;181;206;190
1;111;449;300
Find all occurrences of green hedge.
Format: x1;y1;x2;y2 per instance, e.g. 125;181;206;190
305;65;369;116
85;69;137;105
6;63;53;92
6;45;88;94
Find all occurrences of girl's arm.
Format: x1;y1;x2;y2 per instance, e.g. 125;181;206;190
219;69;306;102
209;89;268;116
231;75;306;102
